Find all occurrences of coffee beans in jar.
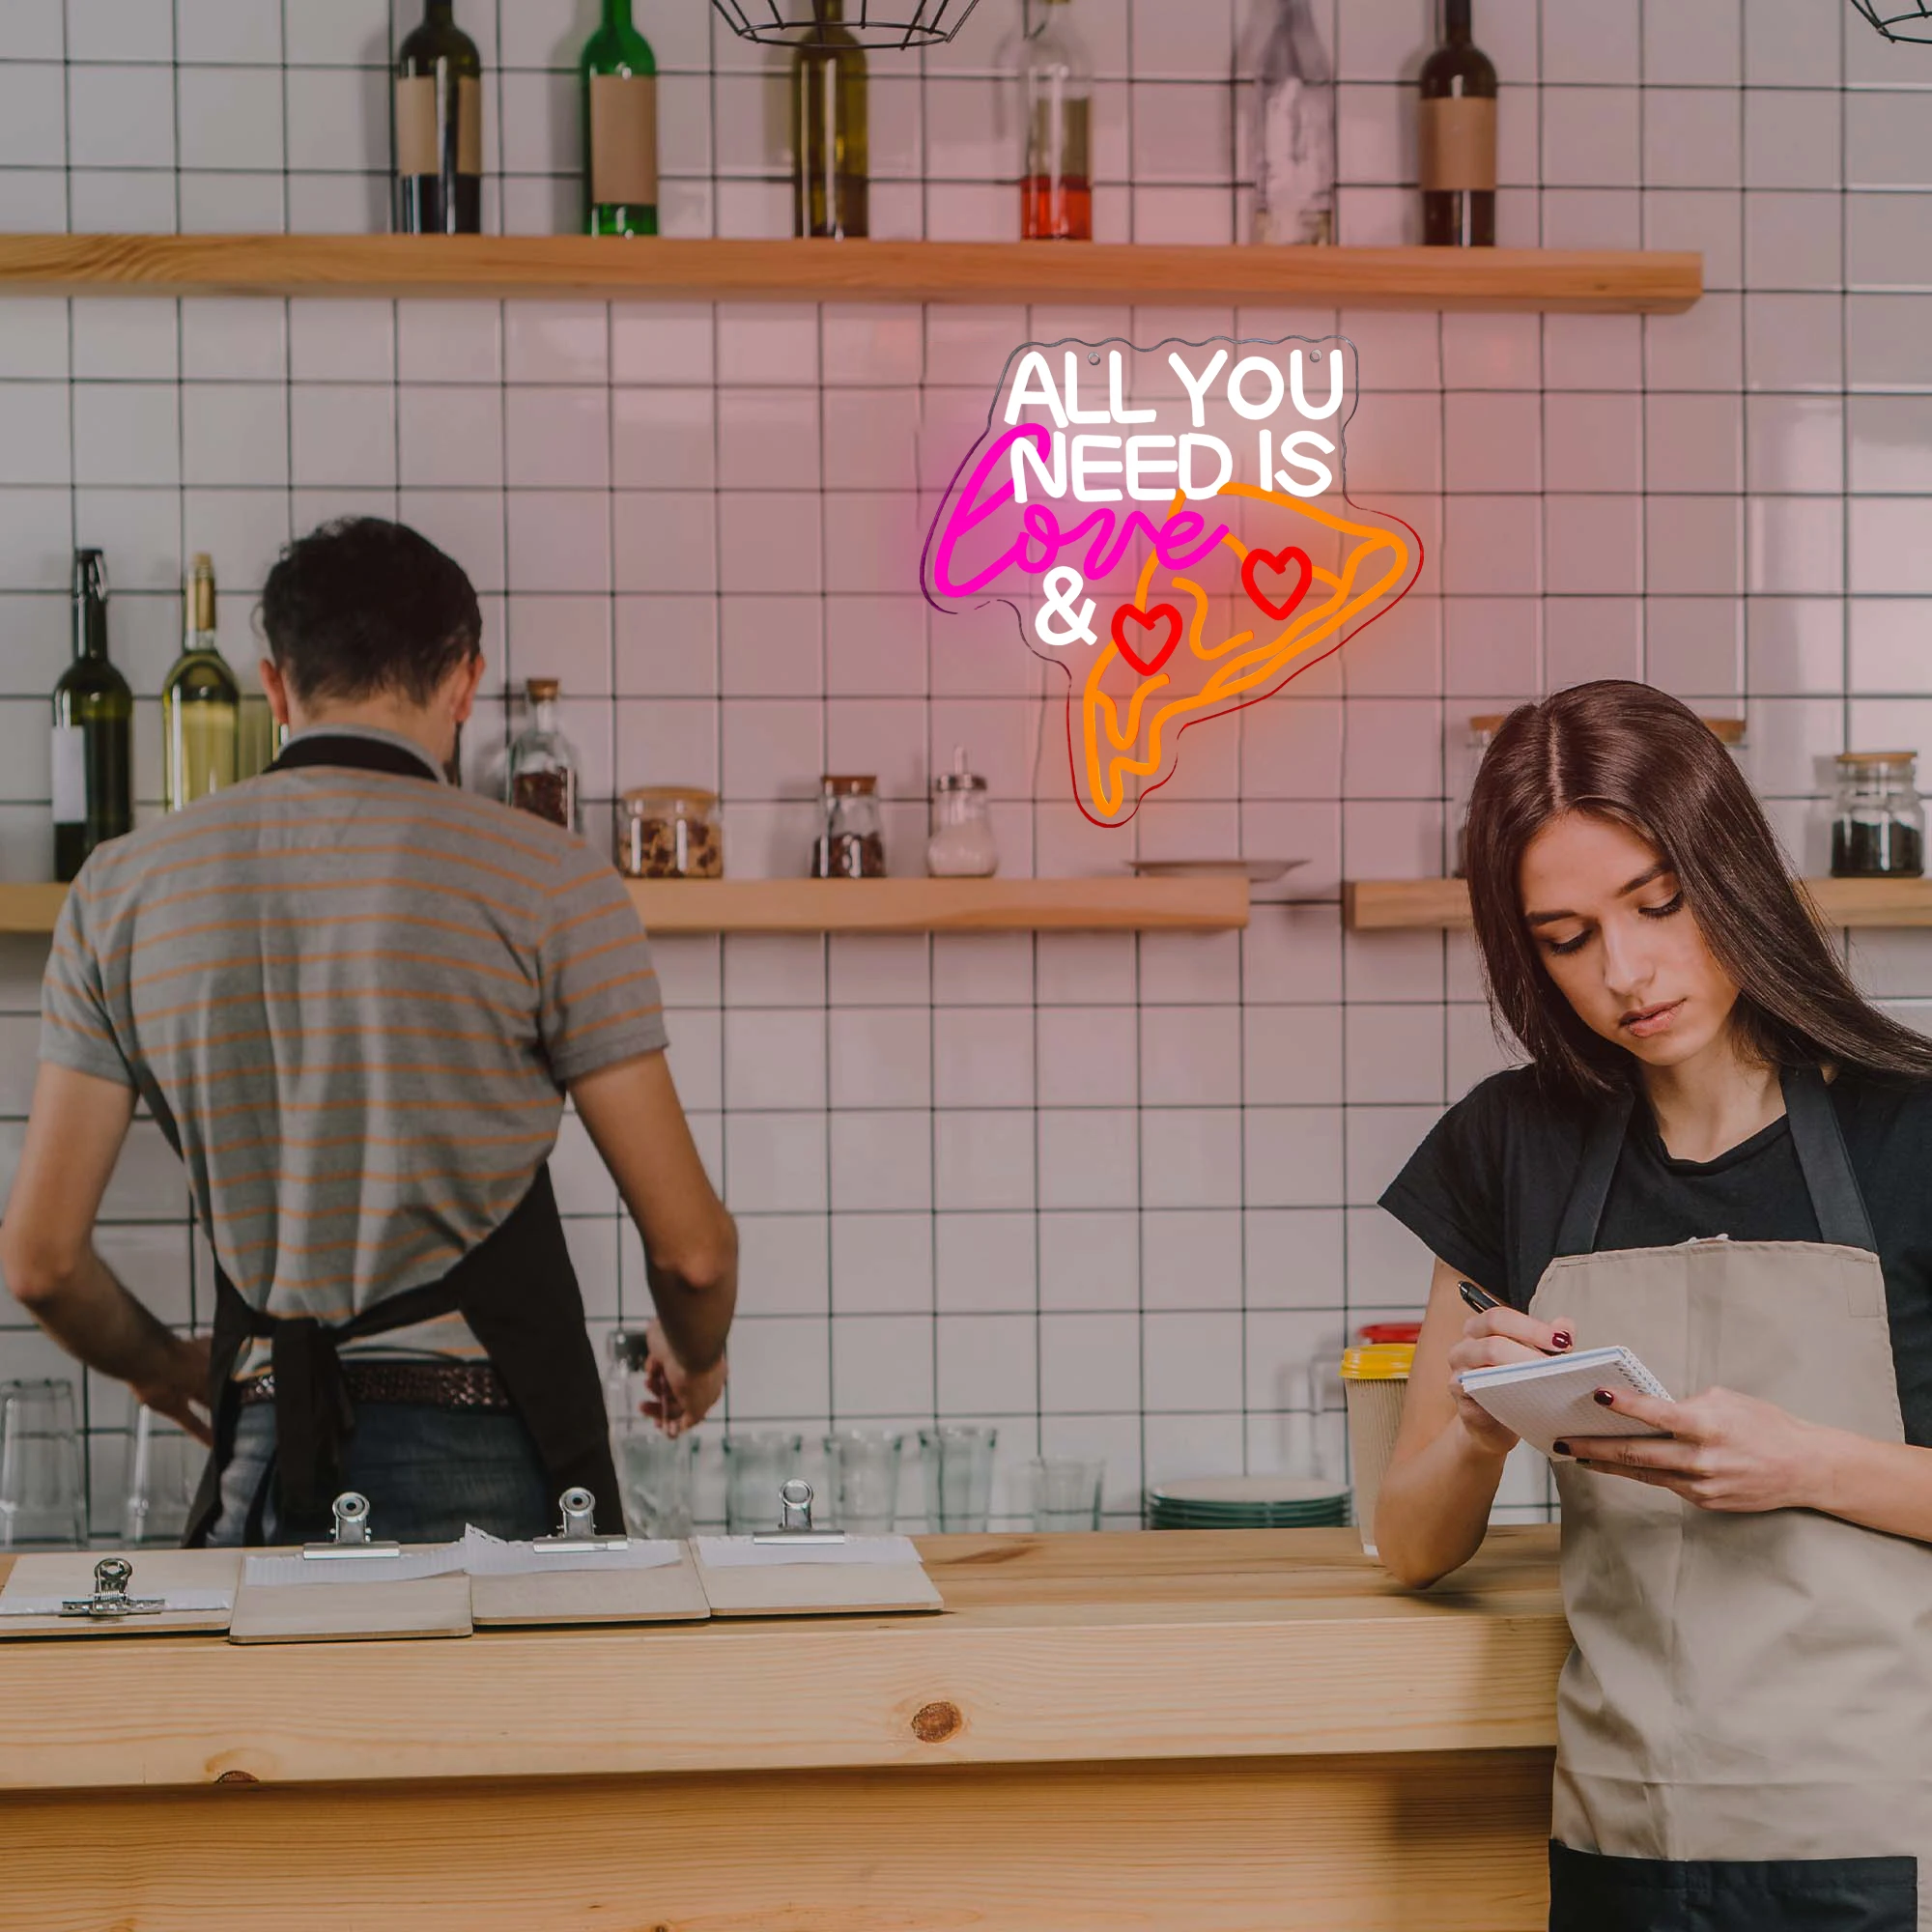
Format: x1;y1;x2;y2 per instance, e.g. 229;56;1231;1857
618;786;723;879
811;775;886;879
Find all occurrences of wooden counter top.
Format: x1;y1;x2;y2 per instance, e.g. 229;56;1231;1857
0;1526;1565;1795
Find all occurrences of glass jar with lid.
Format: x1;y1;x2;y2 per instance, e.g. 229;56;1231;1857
811;774;885;878
617;785;722;878
1832;752;1925;878
926;747;998;878
506;677;581;831
1451;714;1501;878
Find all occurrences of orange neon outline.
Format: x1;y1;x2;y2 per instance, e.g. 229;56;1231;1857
1074;482;1417;823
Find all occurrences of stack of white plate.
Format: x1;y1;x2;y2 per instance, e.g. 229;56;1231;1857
1145;1475;1350;1530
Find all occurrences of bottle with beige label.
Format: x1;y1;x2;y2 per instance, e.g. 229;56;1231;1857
160;554;239;812
1418;0;1495;247
582;0;656;236
394;0;482;235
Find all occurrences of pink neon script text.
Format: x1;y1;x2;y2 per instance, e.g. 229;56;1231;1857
931;425;1232;599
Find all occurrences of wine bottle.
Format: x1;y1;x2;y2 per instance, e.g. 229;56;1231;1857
1252;0;1335;245
583;0;657;237
161;554;239;813
792;0;867;239
395;0;483;236
1419;0;1495;247
1017;0;1092;242
52;550;132;882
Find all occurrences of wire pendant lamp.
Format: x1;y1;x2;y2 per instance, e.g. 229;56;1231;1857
709;0;983;49
1851;0;1932;42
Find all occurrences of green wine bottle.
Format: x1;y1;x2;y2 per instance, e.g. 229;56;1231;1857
52;550;132;882
792;0;867;239
161;554;239;812
583;0;657;237
395;0;483;235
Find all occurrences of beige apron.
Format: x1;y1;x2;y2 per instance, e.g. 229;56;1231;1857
1526;1067;1932;1930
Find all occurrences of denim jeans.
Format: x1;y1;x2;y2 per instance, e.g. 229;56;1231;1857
206;1399;554;1547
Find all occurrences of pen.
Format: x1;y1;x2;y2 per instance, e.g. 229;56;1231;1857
1457;1278;1566;1354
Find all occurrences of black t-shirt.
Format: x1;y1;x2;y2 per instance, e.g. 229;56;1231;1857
1380;1065;1932;1446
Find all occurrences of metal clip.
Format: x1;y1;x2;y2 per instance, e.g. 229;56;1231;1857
753;1478;846;1546
530;1486;629;1554
59;1555;166;1620
301;1491;402;1560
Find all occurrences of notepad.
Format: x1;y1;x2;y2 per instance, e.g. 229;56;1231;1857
1456;1346;1673;1459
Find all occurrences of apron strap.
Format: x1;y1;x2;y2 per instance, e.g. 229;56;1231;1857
1781;1064;1877;1253
1553;1085;1636;1257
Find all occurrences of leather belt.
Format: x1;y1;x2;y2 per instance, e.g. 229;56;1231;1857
239;1359;514;1412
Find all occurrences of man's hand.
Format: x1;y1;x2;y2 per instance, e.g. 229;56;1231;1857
639;1320;725;1437
130;1331;214;1446
1564;1384;1824;1513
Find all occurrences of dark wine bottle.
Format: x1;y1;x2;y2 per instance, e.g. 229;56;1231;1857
583;0;657;237
1418;0;1495;247
792;0;867;239
395;0;482;236
52;550;132;882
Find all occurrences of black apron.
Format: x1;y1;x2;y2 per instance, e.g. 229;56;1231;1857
1533;1067;1927;1932
181;730;621;1544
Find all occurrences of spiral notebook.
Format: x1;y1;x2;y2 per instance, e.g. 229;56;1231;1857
1456;1347;1673;1459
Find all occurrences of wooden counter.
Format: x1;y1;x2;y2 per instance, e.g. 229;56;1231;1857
0;1527;1567;1931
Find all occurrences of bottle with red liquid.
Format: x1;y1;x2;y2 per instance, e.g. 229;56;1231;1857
1017;0;1091;241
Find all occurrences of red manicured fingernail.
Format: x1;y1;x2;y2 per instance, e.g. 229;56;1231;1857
1552;1439;1572;1456
1593;1388;1615;1406
1552;1330;1573;1350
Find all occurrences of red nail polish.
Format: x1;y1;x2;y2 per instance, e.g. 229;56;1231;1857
1553;1329;1574;1350
1593;1388;1615;1406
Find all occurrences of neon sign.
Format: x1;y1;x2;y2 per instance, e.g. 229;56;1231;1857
922;335;1421;827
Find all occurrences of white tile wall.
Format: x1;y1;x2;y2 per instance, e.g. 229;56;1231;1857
3;0;1927;1532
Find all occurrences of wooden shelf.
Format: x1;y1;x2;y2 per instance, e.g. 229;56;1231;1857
1346;876;1932;932
0;875;1247;937
0;235;1702;313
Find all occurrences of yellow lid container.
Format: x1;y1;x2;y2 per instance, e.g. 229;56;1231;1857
1341;1343;1414;1381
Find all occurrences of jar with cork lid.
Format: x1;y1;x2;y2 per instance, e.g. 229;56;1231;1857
1832;753;1925;878
506;677;582;832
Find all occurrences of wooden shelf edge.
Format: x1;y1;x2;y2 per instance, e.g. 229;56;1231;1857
1345;876;1932;931
0;236;1703;314
0;876;1248;936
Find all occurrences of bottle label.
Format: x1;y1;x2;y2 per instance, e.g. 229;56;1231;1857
395;72;483;178
51;724;85;826
590;72;657;207
1419;97;1495;193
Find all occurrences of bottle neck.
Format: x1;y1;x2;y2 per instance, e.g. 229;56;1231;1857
74;597;107;662
601;0;634;27
530;698;557;735
1442;0;1472;43
424;0;454;19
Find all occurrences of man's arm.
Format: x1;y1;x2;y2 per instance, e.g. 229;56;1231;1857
0;1062;212;1442
570;1049;736;1433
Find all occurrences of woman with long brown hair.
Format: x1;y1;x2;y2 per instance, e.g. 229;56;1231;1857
1378;681;1932;1932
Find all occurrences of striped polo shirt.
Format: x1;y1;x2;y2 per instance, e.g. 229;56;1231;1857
40;725;668;1373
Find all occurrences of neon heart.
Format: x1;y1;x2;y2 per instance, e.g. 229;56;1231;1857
1110;602;1183;678
1240;545;1314;623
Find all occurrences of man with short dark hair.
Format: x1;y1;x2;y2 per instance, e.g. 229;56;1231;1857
0;517;735;1544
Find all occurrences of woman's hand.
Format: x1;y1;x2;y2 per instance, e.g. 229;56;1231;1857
1563;1385;1823;1512
1447;1305;1575;1458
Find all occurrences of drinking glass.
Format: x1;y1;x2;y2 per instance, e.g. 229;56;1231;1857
918;1424;998;1533
614;1424;700;1540
1028;1457;1104;1532
822;1430;904;1533
123;1405;203;1548
0;1378;85;1548
723;1431;806;1533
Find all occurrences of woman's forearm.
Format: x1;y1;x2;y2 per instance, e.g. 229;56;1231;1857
1812;1430;1932;1542
1375;1416;1512;1588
